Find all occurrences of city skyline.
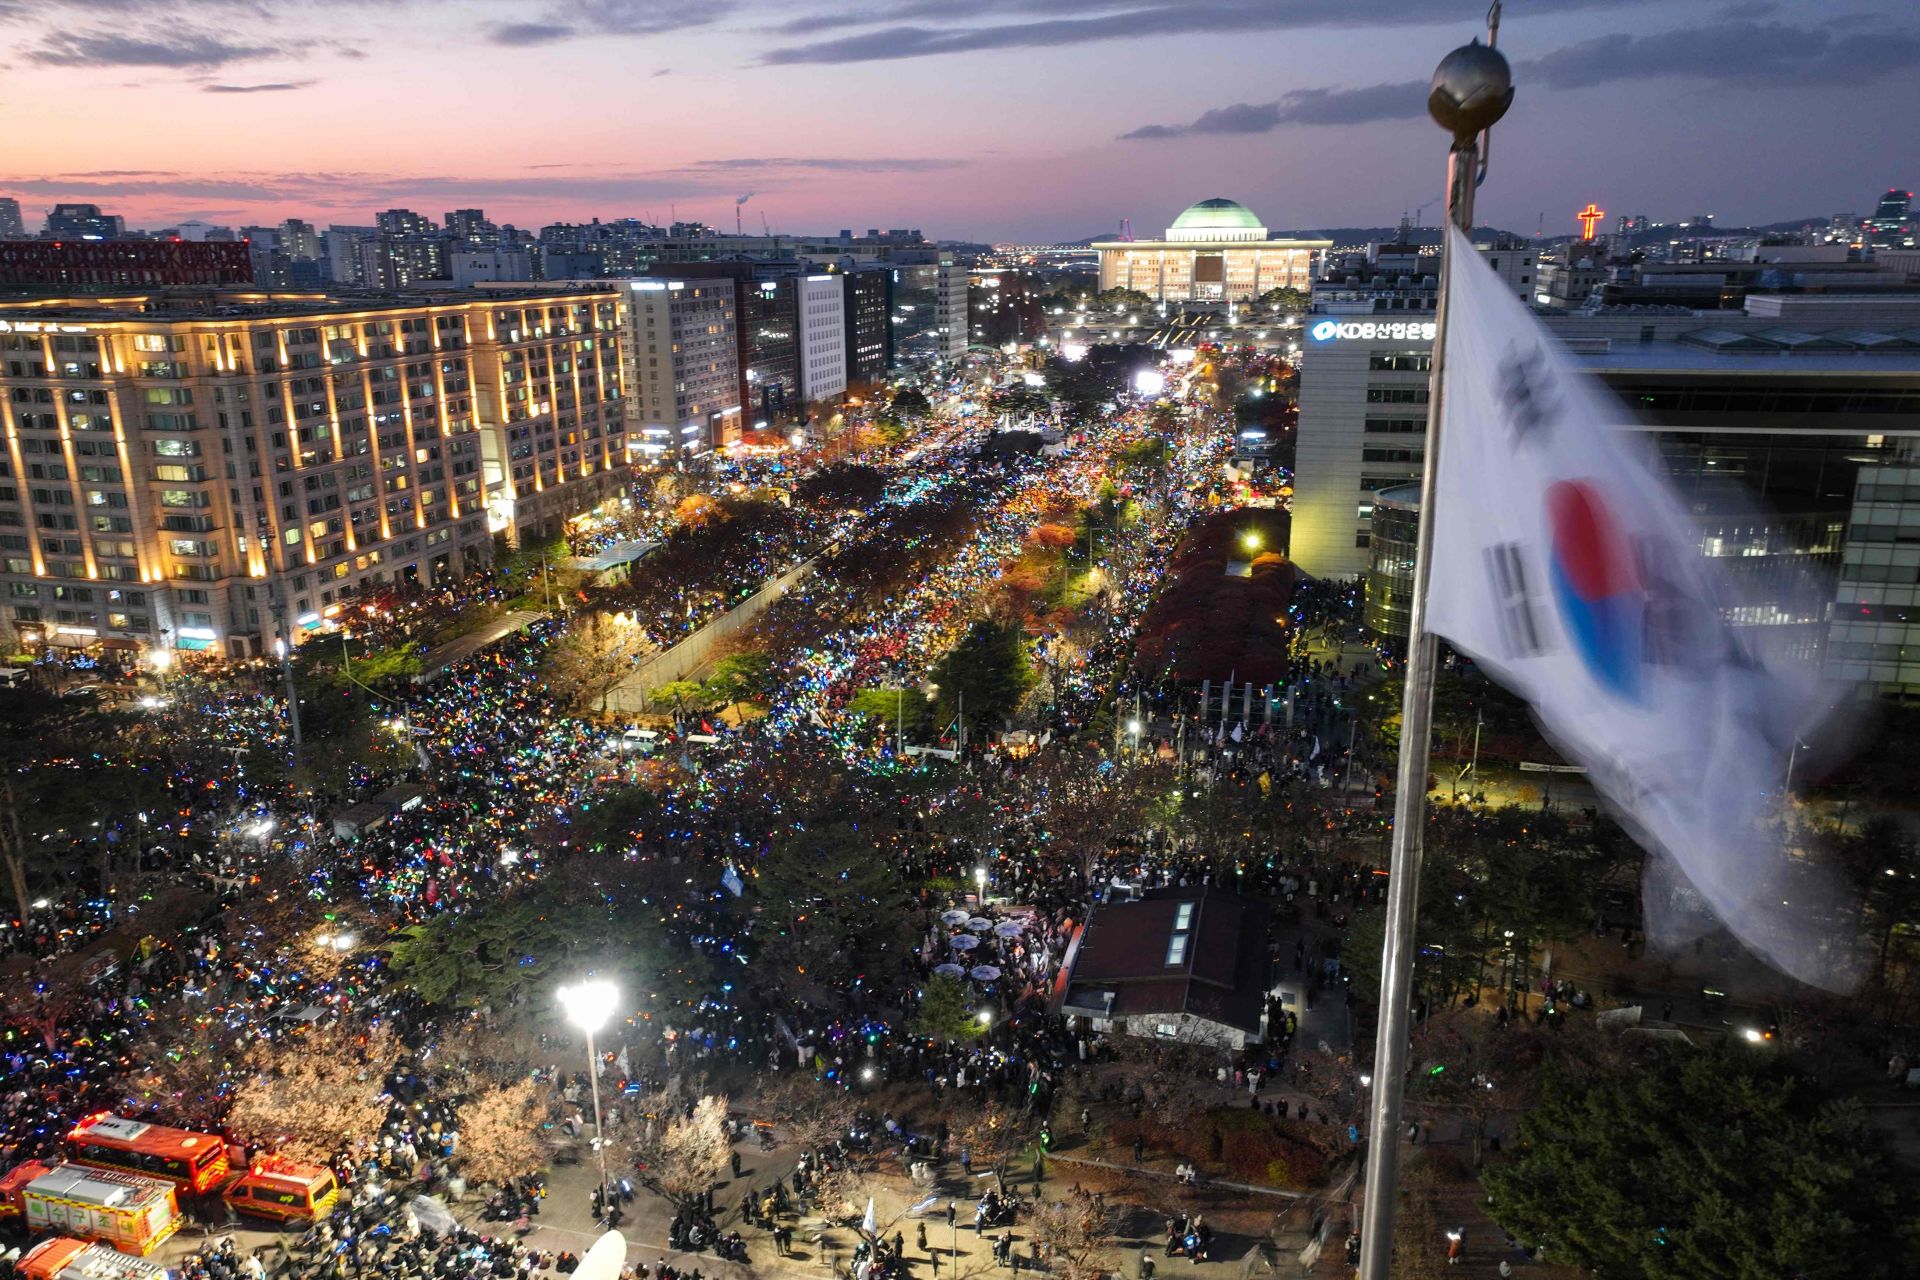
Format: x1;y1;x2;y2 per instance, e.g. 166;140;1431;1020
0;0;1914;242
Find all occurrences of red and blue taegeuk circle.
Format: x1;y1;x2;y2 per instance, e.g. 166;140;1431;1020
1544;479;1643;700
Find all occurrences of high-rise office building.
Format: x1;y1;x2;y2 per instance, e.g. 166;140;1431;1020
1827;459;1920;696
843;266;893;384
797;273;847;405
43;204;124;240
0;287;628;659
648;262;802;427
1863;188;1914;246
0;198;25;241
936;257;968;361
619;279;741;457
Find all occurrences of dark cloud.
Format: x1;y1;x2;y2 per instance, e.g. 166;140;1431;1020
1122;79;1424;139
491;0;730;46
1526;20;1920;89
0;176;291;200
760;0;1616;66
652;67;671;76
204;80;315;93
31;28;285;69
490;22;575;45
1123;17;1920;140
686;156;961;172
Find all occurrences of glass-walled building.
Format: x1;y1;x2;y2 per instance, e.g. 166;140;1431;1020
1364;485;1421;638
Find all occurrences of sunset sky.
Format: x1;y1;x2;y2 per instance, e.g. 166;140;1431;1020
1;0;1915;242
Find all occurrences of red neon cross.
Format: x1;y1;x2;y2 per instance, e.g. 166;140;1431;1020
1576;203;1605;239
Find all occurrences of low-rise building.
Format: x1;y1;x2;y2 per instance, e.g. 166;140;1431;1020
1058;886;1272;1048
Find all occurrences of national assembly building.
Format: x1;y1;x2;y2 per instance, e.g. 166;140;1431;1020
1092;199;1327;304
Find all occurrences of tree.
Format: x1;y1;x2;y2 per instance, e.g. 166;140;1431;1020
1484;1044;1920;1278
752;822;919;1010
931;618;1035;735
890;386;932;420
546;611;655;713
702;648;772;720
1027;1188;1115;1280
226;1024;402;1161
629;1093;733;1212
953;1101;1029;1191
455;1079;547;1186
1094;287;1152;312
913;972;987;1042
1256;287;1308;314
762;1076;859;1154
848;687;933;742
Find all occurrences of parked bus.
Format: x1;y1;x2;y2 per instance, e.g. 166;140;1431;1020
17;1164;182;1256
222;1156;338;1225
20;1237;174;1280
66;1114;230;1196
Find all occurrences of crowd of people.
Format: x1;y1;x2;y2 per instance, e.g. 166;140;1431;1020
0;365;1416;1280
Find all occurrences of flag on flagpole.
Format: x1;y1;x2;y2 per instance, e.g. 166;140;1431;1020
1422;224;1853;989
861;1197;876;1237
721;862;744;898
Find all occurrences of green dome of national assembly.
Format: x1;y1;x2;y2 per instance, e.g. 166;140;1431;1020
1168;198;1264;234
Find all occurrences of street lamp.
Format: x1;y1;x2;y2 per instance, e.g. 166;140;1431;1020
974;865;987;905
557;979;620;1203
148;646;173;694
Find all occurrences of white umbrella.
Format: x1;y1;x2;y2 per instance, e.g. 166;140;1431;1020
968;965;1002;981
993;920;1025;938
966;917;994;932
949;934;980;951
934;962;967;978
940;909;971;926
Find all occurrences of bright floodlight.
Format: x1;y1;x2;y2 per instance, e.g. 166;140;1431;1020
1133;369;1167;397
148;648;173;671
558;979;620;1034
1242;530;1262;552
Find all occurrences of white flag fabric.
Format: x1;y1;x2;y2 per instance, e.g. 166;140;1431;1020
721;862;744;898
1423;225;1853;989
861;1196;877;1237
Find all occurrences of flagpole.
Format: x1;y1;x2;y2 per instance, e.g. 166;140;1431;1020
1356;15;1511;1280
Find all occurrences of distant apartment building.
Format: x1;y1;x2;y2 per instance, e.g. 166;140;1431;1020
0;198;24;241
357;236;450;289
619;279;741;457
797;273;847;404
278;219;324;262
0;287;628;659
375;208;436;236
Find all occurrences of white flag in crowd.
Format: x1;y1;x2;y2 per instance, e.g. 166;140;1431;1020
1423;225;1854;989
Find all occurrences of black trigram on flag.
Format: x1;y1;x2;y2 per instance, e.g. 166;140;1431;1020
1484;541;1547;659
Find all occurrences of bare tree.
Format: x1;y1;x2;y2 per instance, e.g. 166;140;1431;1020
545;611;656;714
762;1076;859;1154
1027;1189;1116;1280
455;1079;547;1186
953;1102;1029;1193
629;1092;733;1212
226;1023;401;1162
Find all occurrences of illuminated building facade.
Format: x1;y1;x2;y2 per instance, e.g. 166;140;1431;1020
619;278;740;457
0;287;627;659
1092;199;1326;304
